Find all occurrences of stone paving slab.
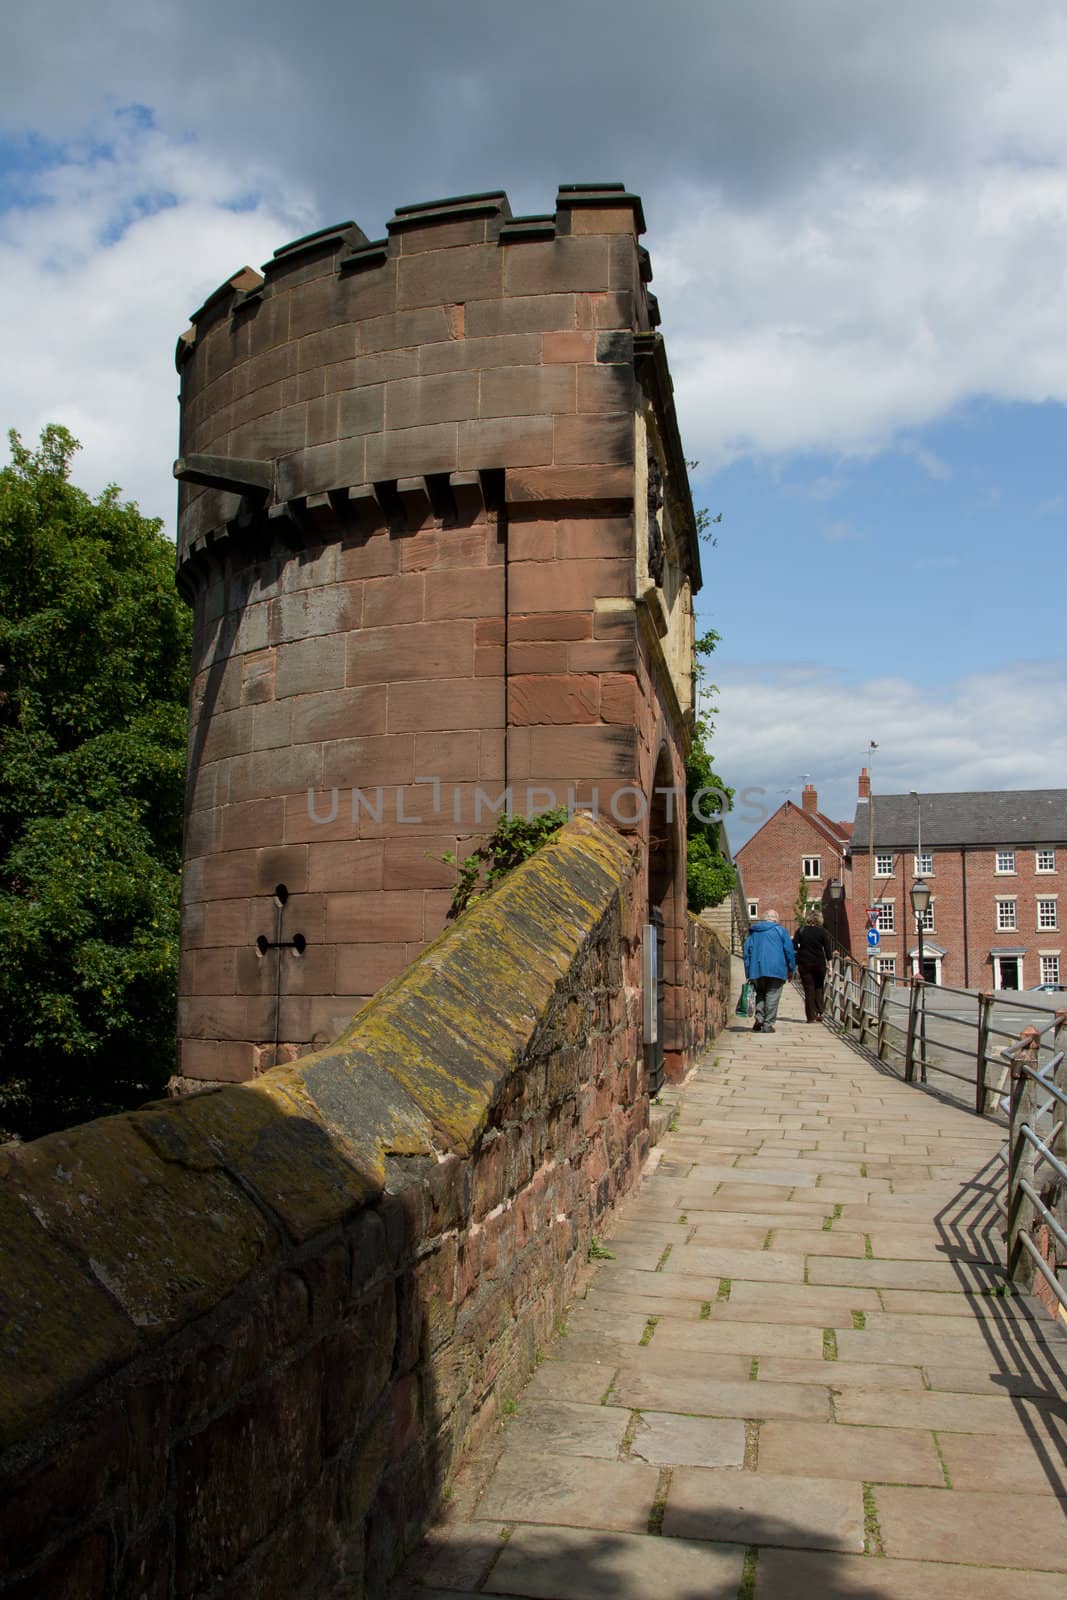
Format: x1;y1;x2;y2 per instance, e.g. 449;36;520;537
502;1399;630;1460
754;1548;1067;1600
484;1525;744;1599
608;1370;831;1421
875;1483;1067;1569
629;1411;745;1468
391;973;1067;1600
922;1362;1065;1398
662;1467;864;1552
658;1245;807;1283
473;1452;659;1533
757;1419;945;1485
937;1429;1066;1496
649;1316;825;1359
713;1279;883;1322
834;1385;1067;1440
756;1356;927;1390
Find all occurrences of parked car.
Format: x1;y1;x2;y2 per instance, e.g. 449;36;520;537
1029;982;1067;993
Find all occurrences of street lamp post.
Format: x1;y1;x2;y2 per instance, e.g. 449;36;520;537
910;877;931;1083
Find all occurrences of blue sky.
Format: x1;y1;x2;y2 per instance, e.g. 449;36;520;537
1;1;1065;843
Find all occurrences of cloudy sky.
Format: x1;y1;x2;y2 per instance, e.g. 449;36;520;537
3;0;1065;842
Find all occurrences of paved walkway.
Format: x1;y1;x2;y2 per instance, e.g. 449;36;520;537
392;975;1067;1600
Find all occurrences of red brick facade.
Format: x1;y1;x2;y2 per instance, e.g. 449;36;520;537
849;826;1065;991
174;186;703;1086
734;785;851;937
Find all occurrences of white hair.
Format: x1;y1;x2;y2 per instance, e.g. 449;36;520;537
765;909;780;923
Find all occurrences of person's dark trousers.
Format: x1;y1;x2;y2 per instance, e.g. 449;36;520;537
798;965;825;1023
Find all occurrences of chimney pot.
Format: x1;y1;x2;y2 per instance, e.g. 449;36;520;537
858;768;871;799
802;783;818;813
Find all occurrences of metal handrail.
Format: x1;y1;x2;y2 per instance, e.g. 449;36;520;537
1005;1026;1066;1314
825;955;1065;1307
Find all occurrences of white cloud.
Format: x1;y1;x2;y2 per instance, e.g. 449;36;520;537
0;116;314;527
657;160;1067;468
711;661;1067;848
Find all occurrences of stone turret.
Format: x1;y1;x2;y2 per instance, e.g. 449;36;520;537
174;184;703;1088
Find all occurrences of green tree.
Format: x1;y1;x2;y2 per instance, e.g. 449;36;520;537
685;628;735;913
793;876;814;929
0;426;191;1141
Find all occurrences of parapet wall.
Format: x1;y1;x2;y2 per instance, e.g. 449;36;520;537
0;819;685;1599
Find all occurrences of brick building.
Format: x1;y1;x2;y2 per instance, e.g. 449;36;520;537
849;782;1067;991
173;184;706;1087
734;784;852;936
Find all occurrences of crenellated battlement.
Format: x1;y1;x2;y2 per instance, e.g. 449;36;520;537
173;184;665;587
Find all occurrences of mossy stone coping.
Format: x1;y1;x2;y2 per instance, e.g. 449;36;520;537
0;816;631;1447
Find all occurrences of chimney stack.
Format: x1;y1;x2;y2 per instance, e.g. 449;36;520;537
801;783;818;813
858;768;871;799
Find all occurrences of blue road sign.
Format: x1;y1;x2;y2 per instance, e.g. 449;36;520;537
867;928;881;948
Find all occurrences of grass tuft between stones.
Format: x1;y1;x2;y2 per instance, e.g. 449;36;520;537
655;1243;673;1272
822;1327;838;1361
699;1300;712;1320
639;1316;659;1347
648;1467;672;1535
932;1430;953;1488
862;1483;885;1556
738;1546;759;1600
748;1357;760;1381
717;1277;732;1301
852;1309;866;1330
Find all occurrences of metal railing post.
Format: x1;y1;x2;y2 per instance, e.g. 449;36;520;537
904;978;920;1084
876;973;890;1062
1007;1026;1042;1287
975;992;992;1116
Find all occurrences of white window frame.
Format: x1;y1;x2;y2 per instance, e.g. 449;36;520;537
993;954;1024;991
995;849;1016;874
874;851;894;878
747;900;759;919
917;902;935;932
1036;897;1058;931
876;955;896;976
873;901;896;933
802;855;821;880
1040;953;1061;985
915;851;933;876
996;897;1017;932
1036;849;1057;874
911;950;942;984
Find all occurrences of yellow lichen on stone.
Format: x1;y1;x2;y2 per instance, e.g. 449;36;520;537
325;818;631;1151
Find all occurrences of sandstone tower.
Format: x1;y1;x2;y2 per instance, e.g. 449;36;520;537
174;184;703;1088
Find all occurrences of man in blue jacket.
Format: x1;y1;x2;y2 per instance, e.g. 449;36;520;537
742;910;796;1033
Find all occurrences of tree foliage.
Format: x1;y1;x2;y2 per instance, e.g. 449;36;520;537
0;427;191;1141
685;627;735;913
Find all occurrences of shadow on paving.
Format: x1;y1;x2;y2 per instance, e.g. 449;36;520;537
932;1153;1067;1499
387;1512;1056;1599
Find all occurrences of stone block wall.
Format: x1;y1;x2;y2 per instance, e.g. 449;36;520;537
0;819;724;1600
174;184;703;1088
682;918;734;1062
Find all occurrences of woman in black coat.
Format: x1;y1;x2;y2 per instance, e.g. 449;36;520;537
794;913;833;1023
